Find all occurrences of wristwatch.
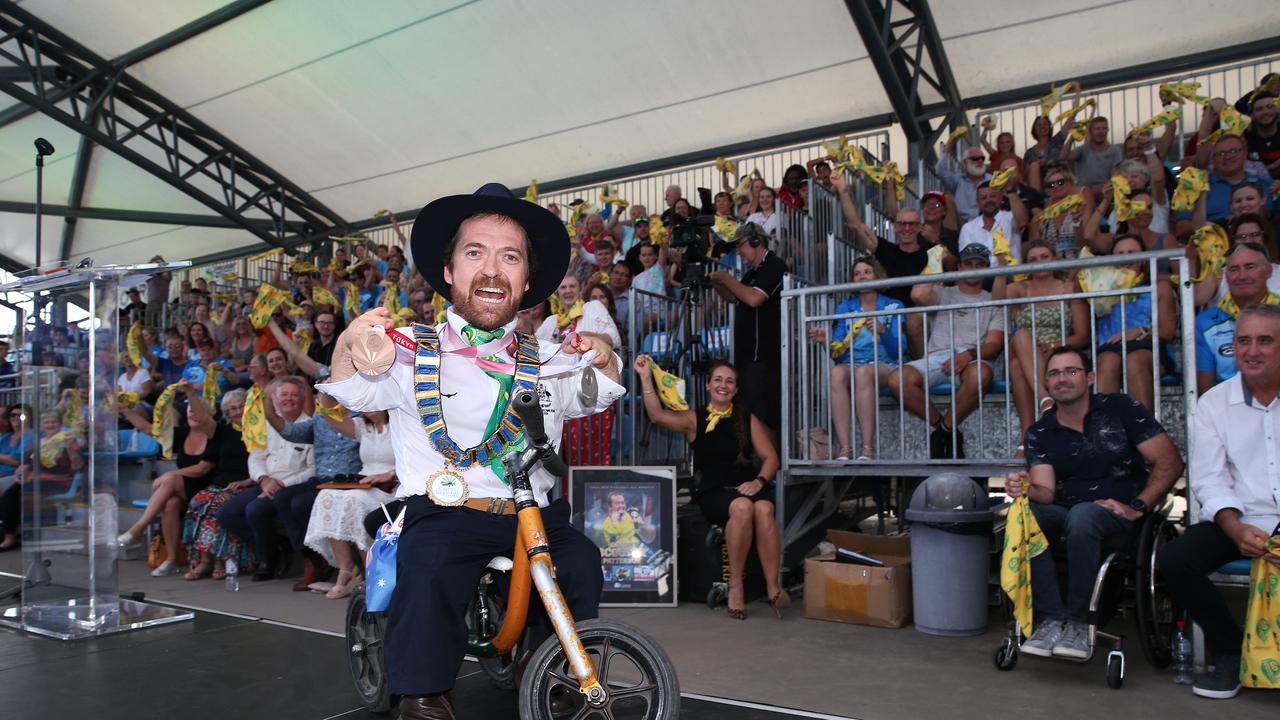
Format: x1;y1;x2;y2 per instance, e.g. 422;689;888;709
1128;498;1148;516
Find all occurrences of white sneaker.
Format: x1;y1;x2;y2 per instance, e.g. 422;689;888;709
1020;619;1064;658
150;560;180;577
1053;621;1091;659
116;531;140;548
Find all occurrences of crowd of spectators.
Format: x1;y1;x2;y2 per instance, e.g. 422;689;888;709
0;76;1276;660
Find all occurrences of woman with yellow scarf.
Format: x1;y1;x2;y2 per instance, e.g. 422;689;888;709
117;383;219;576
0;411;83;552
633;357;787;620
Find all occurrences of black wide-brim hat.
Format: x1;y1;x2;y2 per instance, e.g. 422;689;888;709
409;182;570;311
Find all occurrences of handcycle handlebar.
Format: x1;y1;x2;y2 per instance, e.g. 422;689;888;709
512;389;568;478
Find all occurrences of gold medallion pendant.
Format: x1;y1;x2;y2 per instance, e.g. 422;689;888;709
426;467;470;506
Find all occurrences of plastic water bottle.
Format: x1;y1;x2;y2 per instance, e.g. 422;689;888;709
225;558;240;592
1171;620;1194;684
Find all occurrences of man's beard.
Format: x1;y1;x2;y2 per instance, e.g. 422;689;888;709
965;164;985;178
449;273;522;330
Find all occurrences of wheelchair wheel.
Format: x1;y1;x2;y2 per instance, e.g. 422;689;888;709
706;582;727;610
1106;651;1125;689
992;639;1018;671
1135;518;1179;668
345;583;394;713
517;619;680;720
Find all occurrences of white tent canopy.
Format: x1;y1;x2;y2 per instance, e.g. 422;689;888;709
1;0;1277;268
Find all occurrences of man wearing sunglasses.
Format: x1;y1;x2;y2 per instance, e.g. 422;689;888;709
1006;346;1182;660
936;128;991;223
1195;242;1280;394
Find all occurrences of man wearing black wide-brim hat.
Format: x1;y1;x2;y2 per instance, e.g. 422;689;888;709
319;183;624;719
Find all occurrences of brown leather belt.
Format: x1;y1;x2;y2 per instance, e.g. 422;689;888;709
462;497;517;515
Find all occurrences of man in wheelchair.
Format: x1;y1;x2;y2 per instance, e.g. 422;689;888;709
1006;346;1184;659
1160;304;1280;699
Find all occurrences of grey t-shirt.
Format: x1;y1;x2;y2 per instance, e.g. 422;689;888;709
1072;143;1122;187
926;285;1005;355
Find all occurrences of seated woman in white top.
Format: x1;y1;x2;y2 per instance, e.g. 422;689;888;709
303;402;397;600
116;351;154;399
535;273;622;348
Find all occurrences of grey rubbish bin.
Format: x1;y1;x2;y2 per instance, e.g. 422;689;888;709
905;473;994;636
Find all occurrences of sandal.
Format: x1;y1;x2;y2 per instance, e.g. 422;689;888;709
210;562;227;581
727;584;747;620
768;589;792;619
184;562;212;581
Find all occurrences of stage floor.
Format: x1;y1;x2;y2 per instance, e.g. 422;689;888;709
2;561;1278;719
0;592;848;720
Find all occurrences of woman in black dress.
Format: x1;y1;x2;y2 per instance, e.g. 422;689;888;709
116;381;216;577
633;357;785;620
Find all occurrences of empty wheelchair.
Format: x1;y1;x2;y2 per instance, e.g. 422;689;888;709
992;498;1181;689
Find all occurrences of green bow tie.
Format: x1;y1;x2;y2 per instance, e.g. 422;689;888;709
462;325;506;346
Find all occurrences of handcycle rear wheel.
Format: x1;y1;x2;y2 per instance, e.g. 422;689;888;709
345;583;395;713
517;619;680;720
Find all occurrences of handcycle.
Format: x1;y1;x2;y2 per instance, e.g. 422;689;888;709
991;497;1181;689
347;389;681;718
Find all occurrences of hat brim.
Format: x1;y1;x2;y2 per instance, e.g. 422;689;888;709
409;193;569;311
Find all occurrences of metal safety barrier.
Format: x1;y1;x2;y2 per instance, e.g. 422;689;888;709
622;273;736;474
972;54;1279;166
777;248;1197;547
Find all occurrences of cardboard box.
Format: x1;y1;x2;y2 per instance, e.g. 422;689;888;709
804;530;912;628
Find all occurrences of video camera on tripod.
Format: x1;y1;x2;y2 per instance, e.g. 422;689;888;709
668;213;734;288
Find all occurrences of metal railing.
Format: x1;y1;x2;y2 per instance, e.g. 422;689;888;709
623;274;736;474
972;54;1280;165
536;131;891;222
777;248;1197;547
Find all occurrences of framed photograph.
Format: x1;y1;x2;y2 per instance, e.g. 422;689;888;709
569;466;677;607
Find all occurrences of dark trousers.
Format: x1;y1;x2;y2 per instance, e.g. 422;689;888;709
215;478;322;564
1158;520;1246;658
1029;501;1133;624
385;496;603;696
737;361;780;432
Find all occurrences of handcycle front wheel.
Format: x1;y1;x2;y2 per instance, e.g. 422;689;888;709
518;619;680;720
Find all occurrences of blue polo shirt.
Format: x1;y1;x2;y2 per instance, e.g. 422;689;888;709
1175;171;1280;224
1024;393;1165;507
1194;305;1237;384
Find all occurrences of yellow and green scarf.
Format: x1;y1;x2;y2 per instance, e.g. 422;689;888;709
151;384;181;459
1241;537;1280;688
241;384;268;452
1000;485;1048;636
1218;290;1280;319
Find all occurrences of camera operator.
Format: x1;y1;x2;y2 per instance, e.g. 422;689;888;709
709;222;787;433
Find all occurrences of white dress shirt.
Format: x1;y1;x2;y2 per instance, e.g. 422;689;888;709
1191;374;1280;534
958;210;1022;265
318;310;625;506
248;413;316;487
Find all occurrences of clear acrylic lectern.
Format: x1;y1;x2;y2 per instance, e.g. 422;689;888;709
0;262;194;639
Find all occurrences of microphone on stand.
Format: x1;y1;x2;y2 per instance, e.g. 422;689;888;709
34;138;55;270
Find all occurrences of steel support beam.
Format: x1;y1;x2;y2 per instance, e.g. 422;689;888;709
58;111;99;262
845;0;966;162
0;3;344;249
0;0;270;129
0;200;308;233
